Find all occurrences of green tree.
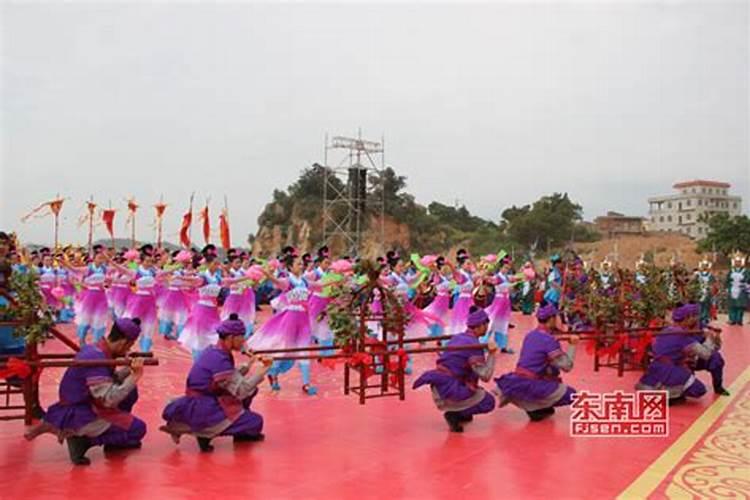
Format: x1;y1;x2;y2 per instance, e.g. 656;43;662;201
369;167;410;218
501;193;586;249
698;213;750;256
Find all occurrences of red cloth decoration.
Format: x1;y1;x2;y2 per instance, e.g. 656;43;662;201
633;331;654;364
0;357;32;379
387;348;410;386
347;352;375;378
585;335;598;356
597;332;628;360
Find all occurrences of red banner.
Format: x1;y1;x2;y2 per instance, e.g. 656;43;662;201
219;210;230;250
127;199;138;214
49;199;64;216
20;198;65;222
201;206;210;245
180;211;193;248
101;209;116;237
154;203;167;219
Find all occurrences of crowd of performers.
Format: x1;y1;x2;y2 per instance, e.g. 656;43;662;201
1;232;748;464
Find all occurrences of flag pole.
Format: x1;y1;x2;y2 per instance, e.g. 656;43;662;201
157;194;165;249
87;196;95;255
189;193;195;247
54;192;61;249
109;199;115;251
131;203;136;248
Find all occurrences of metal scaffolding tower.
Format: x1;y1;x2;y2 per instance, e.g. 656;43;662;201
322;130;385;256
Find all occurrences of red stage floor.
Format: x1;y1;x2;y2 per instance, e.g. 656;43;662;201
1;312;749;499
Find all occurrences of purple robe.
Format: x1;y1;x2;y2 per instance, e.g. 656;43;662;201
495;328;576;411
42;341;145;446
636;326;711;398
413;332;496;415
162;345;263;439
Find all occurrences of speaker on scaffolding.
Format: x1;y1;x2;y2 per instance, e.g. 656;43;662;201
348;167;368;213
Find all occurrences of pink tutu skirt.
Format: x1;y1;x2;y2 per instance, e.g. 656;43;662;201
308;294;332;341
449;295;473;334
404;302;443;339
185;289;199;310
485;293;511;333
159;289;191;327
423;294;451;326
108;284;132;319
125;293;158;338
247;308;311;350
75;289;109;330
308;294;329;321
179;303;220;352
244;288;256;323
40;285;61;310
61;281;76;299
155;283;167;309
367;297;384;337
222;291;254;323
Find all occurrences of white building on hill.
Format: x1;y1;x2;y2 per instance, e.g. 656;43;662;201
647;180;742;239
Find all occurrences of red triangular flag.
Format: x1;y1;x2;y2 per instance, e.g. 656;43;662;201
180;211;193;248
201;206;210;245
101;209;116;238
219;210;230;250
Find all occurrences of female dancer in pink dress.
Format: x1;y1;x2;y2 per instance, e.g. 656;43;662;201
38;254;63;316
448;249;476;335
484;255;516;354
65;248;118;344
246;254;321;395
381;251;443;374
220;255;258;338
305;247;334;349
108;249;138;319
179;282;222;359
124;276;158;352
159;250;201;340
422;256;454;337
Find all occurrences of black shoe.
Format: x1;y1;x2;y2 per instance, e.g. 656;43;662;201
443;412;464;433
197;437;214;453
457;415;473;423
103;442;142;453
714;387;730;396
31;404;46;420
233;433;265;443
66;436;92;466
500;347;515;354
669;396;686;406
527;409;554;422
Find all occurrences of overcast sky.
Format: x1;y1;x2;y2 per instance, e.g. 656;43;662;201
2;1;748;246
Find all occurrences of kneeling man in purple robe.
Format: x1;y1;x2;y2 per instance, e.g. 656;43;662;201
494;304;577;422
413;306;498;433
25;317;147;465
161;314;272;452
637;303;726;404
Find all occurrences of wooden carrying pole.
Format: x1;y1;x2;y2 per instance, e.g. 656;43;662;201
24;359;159;368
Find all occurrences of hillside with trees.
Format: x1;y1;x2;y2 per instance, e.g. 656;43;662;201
250;164;599;257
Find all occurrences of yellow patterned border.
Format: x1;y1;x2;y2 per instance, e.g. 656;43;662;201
618;366;750;499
